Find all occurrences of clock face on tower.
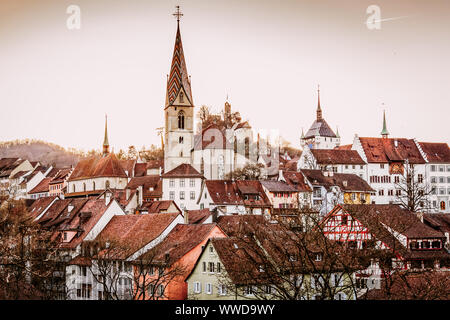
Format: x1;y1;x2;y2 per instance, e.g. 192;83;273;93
390;162;403;175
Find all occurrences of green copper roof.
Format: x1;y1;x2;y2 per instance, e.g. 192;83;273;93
381;110;389;136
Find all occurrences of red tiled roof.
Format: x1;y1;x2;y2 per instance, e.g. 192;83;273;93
140;200;180;214
205;180;271;207
28;177;52;194
68;153;128;181
28;196;56;219
423;214;450;234
216;215;266;237
310;149;365;165
58;199;110;249
282;171;312;192
260;180;297;192
335;144;352;150
120;159;136;176
187;209;212;224
301;170;374;192
49;168;72;184
138;224;221;266
419;142;450;163
162;163;204;178
359;137;425;164
68;255;92;267
126;175;160;189
95;213;180;259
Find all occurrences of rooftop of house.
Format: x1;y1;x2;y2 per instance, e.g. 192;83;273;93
94;212;180;259
186;209;212;224
281;170;312;192
260;180;298;193
358;137;425;164
138;200;180;214
418;142;450;163
301;169;374;193
310;149;365;165
161;163;204;179
423;213;450;234
205;180;272;207
137;223;221;266
28;177;52;194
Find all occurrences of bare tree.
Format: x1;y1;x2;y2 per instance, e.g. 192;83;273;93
394;161;432;212
0;199;62;299
225;163;264;180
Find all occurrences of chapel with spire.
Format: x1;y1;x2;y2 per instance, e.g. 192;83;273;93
164;6;195;173
300;86;340;150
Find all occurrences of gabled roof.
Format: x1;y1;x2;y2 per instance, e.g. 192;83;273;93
28;196;57;219
216;215;266;237
28;177;52;194
95;213;179;259
205;180;271;207
49;168;72;184
187;209;212;224
260;180;297;192
68;153;128;181
161;163;204;179
138;223;221;266
418;142;450;163
281;171;312;192
358;137;425;164
310;149;365;165
0;158;23;178
423;214;450;234
139;200;181;214
58;199;111;249
301;170;374;192
126;175;160;190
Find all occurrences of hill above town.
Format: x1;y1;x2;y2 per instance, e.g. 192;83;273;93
0;140;81;168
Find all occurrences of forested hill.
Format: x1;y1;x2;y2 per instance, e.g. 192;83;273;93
0;140;81;167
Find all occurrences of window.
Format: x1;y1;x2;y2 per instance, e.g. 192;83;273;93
360;165;364;169
439;165;445;172
190;191;195;200
178;111;185;129
380;164;385;169
169;179;175;187
63;232;68;241
209;246;214;253
179;91;184;103
341;215;348;225
217;262;221;273
388;190;394;196
92;181;96;190
418;174;423;183
179;136;184;144
431;165;436;172
157;284;164;297
83;183;86;192
208;262;215;273
180;179;185;187
439;188;445;195
218;284;227;296
148;284;155;296
180;191;185;200
315;253;323;261
194;282;201;293
189;179;195;187
378;189;384;196
439;177;445;183
202;262;207;272
244;286;254;296
352;165;356;169
169;191;175;200
105;180;110;189
206;283;212;294
82;266;87;277
345;165;348;169
431;176;437;183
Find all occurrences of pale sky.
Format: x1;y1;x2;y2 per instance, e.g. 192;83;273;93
1;0;449;152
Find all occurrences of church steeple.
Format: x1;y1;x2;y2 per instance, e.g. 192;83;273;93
381;110;389;138
103;114;109;156
165;6;193;108
316;85;322;121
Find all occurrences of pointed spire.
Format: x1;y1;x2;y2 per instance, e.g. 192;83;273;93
316;84;322;121
381;109;389;138
103;114;109;156
166;6;193;107
301;127;305;139
336;126;340;138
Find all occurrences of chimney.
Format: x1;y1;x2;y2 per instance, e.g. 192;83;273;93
138;185;143;206
105;192;112;206
184;209;189;224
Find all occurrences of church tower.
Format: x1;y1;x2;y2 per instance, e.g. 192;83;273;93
300;86;340;149
164;7;194;173
103;114;110;157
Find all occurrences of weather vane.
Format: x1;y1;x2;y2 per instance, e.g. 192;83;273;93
173;6;183;23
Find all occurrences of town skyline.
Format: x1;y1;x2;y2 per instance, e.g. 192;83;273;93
1;0;449;152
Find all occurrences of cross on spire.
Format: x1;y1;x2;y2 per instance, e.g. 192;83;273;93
173;5;183;23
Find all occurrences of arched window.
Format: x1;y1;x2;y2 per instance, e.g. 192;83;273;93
440;201;446;210
93;181;96;190
179;136;184;144
72;184;76;193
178;111;185;129
179;91;184;103
83;183;86;192
105;180;110;189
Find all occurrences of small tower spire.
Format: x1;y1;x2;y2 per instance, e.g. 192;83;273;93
336;126;340;138
381;109;389;138
103;114;110;156
316;84;322;121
